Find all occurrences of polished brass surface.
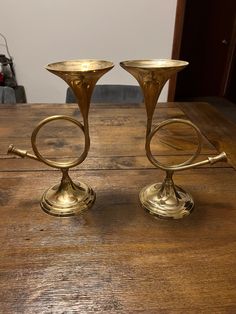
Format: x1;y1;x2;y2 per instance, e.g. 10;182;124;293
120;59;188;135
8;115;96;216
8;59;114;216
46;59;113;73
141;118;227;219
46;60;114;128
120;59;228;219
139;172;195;219
41;168;95;217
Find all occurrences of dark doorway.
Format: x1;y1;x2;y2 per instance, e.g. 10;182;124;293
169;0;236;103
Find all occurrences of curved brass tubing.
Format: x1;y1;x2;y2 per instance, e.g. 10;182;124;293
8;114;95;217
140;118;228;219
145;118;227;172
9;115;88;168
30;115;88;169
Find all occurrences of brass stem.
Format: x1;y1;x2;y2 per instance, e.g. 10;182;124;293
83;115;90;157
58;168;75;192
156;170;180;207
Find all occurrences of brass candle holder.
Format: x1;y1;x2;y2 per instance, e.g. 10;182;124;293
120;59;227;219
8;59;114;216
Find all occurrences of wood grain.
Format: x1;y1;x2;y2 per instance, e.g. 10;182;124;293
0;102;235;313
0;168;236;313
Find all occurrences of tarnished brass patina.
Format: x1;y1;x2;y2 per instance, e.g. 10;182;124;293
8;59;114;216
120;59;227;219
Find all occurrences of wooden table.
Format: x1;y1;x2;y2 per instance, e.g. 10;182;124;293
0;102;236;313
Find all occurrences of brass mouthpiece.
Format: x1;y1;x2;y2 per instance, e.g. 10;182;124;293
7;144;38;161
208;152;227;165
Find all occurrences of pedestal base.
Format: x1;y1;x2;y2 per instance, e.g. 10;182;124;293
41;180;95;217
139;182;194;219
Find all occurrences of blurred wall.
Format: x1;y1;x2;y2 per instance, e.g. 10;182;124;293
0;0;177;102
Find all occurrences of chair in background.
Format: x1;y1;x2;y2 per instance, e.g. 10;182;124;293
0;86;16;103
66;84;144;104
0;85;26;104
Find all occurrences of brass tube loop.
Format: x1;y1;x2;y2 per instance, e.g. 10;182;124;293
146;118;202;171
31;115;88;169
